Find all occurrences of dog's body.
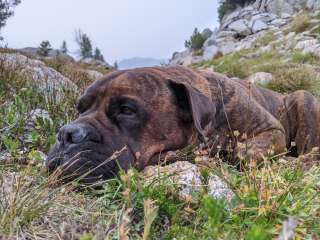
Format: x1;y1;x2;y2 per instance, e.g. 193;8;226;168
46;66;320;181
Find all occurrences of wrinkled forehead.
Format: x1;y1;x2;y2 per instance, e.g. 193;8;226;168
82;71;170;103
109;72;167;98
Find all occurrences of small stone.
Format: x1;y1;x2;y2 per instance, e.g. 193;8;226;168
207;175;235;202
247;72;274;86
143;161;203;198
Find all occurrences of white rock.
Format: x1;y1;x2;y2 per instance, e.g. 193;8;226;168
295;39;319;50
248;72;274;86
203;45;219;61
216;30;237;39
252;19;269;33
0;53;77;101
228;19;252;36
208;175;235;202
83;69;104;80
143;161;235;202
279;217;298;240
270;18;288;27
143;161;203;198
280;13;292;19
219;40;238;55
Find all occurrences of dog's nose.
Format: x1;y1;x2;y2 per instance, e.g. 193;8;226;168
58;123;101;145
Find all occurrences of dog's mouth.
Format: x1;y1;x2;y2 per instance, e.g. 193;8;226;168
46;142;134;184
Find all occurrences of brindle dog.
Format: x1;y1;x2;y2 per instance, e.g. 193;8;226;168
46;66;320;182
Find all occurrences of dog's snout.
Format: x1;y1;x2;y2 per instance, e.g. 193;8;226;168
58;123;101;145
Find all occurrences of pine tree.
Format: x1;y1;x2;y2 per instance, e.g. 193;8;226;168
75;29;93;59
37;40;52;57
0;0;21;30
61;40;68;54
93;47;105;62
184;28;206;51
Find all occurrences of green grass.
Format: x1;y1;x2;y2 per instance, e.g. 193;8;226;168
1;49;320;239
291;51;318;64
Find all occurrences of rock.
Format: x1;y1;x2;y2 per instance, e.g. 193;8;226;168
169;50;203;66
227;19;252;36
79;57;112;69
143;161;203;198
270;18;288;27
295;39;319;50
201;28;213;40
0;53;77;101
203;45;219;61
207;175;235;202
307;0;320;10
143;161;235;202
278;217;298;240
0;151;11;162
216;30;237;39
83;69;104;80
218;40;238;55
247;72;274;86
280;13;292;19
251;19;268;33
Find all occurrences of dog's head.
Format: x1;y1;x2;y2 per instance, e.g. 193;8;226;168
46;67;215;183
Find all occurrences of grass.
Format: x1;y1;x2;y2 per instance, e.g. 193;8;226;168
266;65;320;97
287;12;311;34
291;51;319;65
1;49;320;239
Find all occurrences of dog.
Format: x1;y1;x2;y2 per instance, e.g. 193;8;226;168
46;66;320;182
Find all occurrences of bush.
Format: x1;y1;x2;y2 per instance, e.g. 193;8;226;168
185;28;206;51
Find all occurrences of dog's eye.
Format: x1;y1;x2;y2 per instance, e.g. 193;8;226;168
119;104;136;116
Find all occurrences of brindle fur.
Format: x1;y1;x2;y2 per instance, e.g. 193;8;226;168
46;66;320;181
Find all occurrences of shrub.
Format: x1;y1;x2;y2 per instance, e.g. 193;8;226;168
185;28;206;51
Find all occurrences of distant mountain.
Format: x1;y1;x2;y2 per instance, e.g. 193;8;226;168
118;57;168;70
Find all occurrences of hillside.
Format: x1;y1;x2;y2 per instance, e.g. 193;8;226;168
0;1;320;239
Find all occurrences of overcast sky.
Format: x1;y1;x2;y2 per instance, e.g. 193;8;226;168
2;0;218;63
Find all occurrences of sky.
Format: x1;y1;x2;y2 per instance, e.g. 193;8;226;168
2;0;219;63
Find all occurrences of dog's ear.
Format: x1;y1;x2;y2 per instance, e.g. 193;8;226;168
167;79;216;140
